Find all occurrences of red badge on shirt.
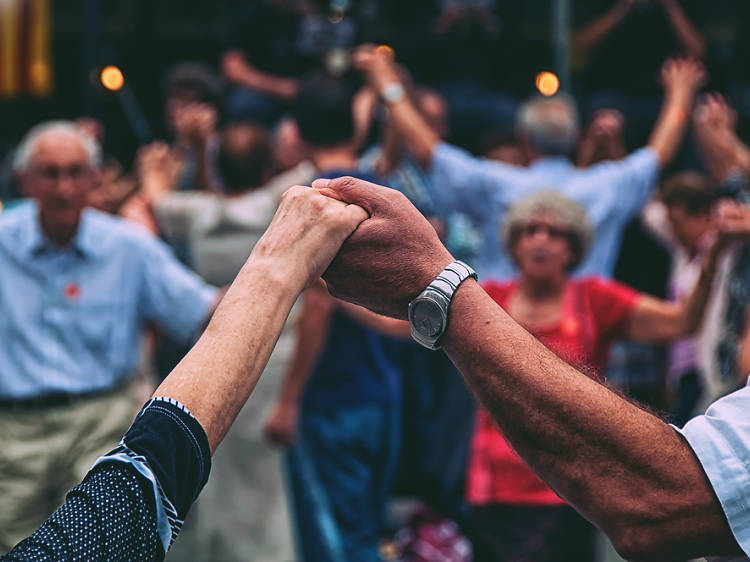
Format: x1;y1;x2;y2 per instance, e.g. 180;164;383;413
560;317;580;337
63;283;81;300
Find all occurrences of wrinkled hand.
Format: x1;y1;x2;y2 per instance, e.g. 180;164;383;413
314;176;454;319
250;185;369;291
660;57;707;95
264;401;298;447
694;93;737;132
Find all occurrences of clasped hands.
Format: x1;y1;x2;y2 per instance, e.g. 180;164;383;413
250;176;454;320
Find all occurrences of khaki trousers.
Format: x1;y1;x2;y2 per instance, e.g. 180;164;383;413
0;387;136;553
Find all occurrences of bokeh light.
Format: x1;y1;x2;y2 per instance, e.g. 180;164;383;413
535;71;559;96
374;44;395;60
100;65;124;91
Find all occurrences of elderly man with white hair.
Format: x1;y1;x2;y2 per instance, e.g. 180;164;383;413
355;49;706;281
0;121;219;552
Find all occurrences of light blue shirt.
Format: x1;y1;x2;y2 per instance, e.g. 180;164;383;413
677;383;750;559
0;203;218;399
427;142;660;280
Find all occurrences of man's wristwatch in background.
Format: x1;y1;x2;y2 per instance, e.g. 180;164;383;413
381;82;405;105
408;261;477;350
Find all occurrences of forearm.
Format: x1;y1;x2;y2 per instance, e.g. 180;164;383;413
442;280;736;559
648;88;694;168
676;246;719;334
695;126;741;183
154;257;300;453
222;52;297;98
663;0;706;58
573;3;629;56
339;301;410;339
276;293;333;405
385;97;439;169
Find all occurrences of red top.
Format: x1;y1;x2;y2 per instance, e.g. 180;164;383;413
466;277;639;506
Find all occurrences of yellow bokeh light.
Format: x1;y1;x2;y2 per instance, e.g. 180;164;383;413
100;65;124;91
374;45;395;60
535;71;559;96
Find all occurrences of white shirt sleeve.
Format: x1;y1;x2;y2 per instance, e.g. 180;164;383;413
674;383;750;557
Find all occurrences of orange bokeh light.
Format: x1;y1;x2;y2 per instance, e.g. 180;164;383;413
100;65;124;91
374;45;395;60
535;71;560;96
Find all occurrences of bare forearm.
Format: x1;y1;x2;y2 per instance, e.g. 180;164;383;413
663;0;706;58
154;259;300;453
442;280;736;559
678;246;719;334
386;98;439;169
277;292;333;405
574;3;630;56
222;52;297;99
648;88;693;168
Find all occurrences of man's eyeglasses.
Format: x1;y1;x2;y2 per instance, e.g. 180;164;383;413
32;165;92;183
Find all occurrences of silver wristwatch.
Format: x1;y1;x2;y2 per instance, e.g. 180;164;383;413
381;82;405;104
408;261;477;350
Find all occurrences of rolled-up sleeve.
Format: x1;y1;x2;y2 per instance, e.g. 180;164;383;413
427;142;526;223
138;235;218;343
674;385;750;556
4;397;212;561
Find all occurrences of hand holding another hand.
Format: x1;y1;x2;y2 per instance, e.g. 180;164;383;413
250;185;369;292
315;176;454;319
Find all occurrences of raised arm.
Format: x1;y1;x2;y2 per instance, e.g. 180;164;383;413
155;186;368;453
659;0;706;58
624;199;750;342
221;50;299;100
318;176;742;560
694;93;750;183
647;57;706;168
573;0;634;57
353;48;439;168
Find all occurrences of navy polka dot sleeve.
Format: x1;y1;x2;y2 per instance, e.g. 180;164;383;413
2;397;211;561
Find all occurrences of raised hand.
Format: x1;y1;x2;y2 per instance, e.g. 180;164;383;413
251;185;369;291
314;176;454;319
660;57;707;97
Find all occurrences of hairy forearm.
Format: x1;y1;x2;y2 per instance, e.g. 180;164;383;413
442;280;737;559
154;258;300;453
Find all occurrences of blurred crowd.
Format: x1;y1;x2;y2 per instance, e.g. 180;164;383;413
3;0;750;561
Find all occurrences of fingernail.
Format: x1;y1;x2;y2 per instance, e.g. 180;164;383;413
312;178;331;188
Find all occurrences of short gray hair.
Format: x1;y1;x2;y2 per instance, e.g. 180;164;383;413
12;120;102;173
517;94;579;157
502;190;594;271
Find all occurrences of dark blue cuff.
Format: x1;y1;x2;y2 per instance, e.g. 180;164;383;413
121;397;211;520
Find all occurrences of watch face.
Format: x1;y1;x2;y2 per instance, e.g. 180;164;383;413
411;299;444;338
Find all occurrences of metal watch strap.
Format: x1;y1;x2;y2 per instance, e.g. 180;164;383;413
428;261;477;302
409;260;477;350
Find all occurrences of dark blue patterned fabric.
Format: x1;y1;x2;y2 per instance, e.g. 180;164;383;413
1;397;211;561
